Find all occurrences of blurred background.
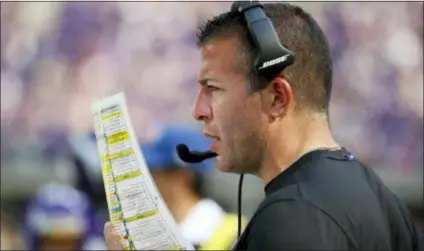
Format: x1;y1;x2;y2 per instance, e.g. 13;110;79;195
1;1;423;250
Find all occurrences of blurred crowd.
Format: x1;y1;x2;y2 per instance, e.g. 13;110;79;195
0;1;423;250
1;2;422;172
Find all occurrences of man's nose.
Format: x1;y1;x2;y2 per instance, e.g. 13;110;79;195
192;90;211;122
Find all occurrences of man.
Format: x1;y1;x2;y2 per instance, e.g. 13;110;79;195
23;183;106;250
143;125;246;250
105;2;423;250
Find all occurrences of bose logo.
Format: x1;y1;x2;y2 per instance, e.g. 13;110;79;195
258;55;289;69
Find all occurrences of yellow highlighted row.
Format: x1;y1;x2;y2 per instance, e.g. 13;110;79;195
102;165;113;174
112;210;122;218
102;111;122;121
107;149;134;160
107;131;129;145
103;169;141;187
125;210;158;223
106;191;116;197
108;200;120;207
114;170;142;182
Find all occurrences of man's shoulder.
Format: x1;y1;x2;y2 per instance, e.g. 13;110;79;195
238;199;352;250
253;155;389;241
266;148;383;201
261;155;380;212
295;152;386;205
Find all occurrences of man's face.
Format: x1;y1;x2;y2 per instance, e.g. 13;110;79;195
193;36;267;174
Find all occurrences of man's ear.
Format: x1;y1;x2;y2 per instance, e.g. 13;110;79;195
269;77;293;119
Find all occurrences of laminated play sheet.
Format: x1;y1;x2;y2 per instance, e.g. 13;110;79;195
91;92;194;250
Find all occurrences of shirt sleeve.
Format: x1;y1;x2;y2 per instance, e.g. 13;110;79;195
246;200;350;250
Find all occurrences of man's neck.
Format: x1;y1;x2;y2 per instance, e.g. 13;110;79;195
259;112;338;184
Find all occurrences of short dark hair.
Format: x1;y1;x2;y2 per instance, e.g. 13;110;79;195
196;3;333;113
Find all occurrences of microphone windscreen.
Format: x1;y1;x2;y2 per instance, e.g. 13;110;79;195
176;144;217;164
176;144;190;161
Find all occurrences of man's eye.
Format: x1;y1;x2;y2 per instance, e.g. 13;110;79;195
206;85;220;91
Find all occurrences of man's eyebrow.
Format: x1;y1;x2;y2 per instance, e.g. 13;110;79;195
198;77;219;86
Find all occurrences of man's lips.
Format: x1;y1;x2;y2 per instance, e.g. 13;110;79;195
203;131;220;152
210;140;219;153
203;131;220;140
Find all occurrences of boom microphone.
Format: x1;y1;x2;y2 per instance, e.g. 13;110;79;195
176;144;217;163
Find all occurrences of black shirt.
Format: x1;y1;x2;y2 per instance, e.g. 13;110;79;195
233;149;423;250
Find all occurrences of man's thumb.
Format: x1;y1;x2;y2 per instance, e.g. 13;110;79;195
104;222;125;250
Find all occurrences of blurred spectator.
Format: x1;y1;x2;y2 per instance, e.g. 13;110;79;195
68;132;106;204
1;2;421;173
22;182;106;250
1;211;24;250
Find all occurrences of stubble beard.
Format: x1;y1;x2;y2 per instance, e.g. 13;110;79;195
222;131;266;175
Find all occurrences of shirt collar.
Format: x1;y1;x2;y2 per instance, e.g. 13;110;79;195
264;148;352;196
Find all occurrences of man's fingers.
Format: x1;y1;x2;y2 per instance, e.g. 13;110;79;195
104;222;125;250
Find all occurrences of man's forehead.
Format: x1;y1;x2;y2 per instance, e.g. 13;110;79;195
198;36;240;79
200;36;239;59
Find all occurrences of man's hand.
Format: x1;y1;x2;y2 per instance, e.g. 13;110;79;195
104;221;125;250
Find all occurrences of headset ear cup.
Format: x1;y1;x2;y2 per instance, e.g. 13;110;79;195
232;1;296;80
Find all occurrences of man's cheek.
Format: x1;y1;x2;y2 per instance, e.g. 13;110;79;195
212;103;226;124
219;109;235;132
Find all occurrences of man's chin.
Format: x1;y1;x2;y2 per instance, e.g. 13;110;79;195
216;157;243;174
215;156;230;173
